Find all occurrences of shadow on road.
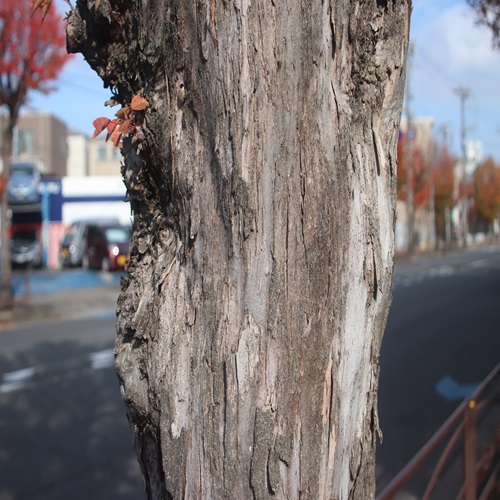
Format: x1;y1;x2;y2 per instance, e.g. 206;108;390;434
0;339;144;500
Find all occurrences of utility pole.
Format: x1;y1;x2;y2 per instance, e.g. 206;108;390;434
405;43;415;255
455;86;470;247
439;124;452;250
429;128;436;251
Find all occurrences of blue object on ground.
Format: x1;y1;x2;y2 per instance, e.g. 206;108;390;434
435;375;480;402
11;270;123;297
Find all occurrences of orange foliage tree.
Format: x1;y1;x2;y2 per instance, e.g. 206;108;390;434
472;158;500;226
0;0;71;304
433;147;456;239
398;135;457;244
397;137;431;209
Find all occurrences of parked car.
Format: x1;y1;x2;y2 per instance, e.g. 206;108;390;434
10;229;43;268
60;218;119;268
83;223;131;272
8;162;41;205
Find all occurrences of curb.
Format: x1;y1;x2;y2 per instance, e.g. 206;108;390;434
0;284;121;330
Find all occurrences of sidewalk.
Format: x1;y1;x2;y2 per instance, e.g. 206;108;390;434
0;281;121;329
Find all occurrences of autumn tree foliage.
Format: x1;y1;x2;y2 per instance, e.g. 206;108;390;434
433;147;457;239
471;158;500;225
397;135;431;230
397;135;431;209
0;0;70;304
398;135;458;245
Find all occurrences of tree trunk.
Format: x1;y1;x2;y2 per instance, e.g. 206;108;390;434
68;1;410;497
0;109;16;307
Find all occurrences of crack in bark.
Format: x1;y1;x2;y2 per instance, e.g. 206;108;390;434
329;5;337;61
372;126;382;177
298;143;308;264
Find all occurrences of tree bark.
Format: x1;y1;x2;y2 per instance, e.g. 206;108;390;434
68;1;411;498
0;108;17;307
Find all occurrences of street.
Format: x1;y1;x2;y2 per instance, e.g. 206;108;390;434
0;315;143;500
377;245;500;493
0;245;499;498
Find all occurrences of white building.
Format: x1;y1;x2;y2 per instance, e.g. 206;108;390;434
88;137;122;176
66;133;88;176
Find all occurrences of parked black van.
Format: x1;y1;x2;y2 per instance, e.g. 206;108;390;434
84;223;131;272
60;218;120;268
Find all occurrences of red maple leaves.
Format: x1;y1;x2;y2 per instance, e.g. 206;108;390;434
31;0;53;20
1;0;71;108
92;94;149;147
31;0;74;21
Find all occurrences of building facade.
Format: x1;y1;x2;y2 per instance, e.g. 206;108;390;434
399;116;436;163
66;133;89;176
1;111;122;177
87;137;122;176
0;111;69;175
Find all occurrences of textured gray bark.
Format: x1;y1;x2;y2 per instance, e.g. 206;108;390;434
68;1;411;498
0;111;15;306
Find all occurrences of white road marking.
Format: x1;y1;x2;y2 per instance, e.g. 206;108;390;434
90;349;114;370
0;348;115;394
467;258;489;269
3;367;36;383
0;367;36;393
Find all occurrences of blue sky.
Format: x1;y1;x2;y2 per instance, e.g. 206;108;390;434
27;1;500;162
407;1;500;161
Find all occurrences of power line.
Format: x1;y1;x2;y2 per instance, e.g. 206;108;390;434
416;45;460;89
58;77;109;98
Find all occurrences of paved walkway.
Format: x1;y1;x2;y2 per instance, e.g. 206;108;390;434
0;271;122;328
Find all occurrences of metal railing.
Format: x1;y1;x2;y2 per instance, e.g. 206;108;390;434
377;362;500;500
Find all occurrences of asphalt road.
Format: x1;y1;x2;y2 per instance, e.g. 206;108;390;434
376;245;500;494
0;245;499;498
0;315;143;500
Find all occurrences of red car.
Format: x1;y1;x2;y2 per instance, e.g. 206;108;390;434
83;223;131;271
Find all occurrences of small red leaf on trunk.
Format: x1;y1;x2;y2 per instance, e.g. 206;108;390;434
131;94;149;111
92;117;111;139
115;105;131;120
111;130;122;148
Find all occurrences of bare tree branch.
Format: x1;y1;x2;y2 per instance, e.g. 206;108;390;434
467;0;500;48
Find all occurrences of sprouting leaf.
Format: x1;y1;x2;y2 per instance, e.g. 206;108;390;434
92;117;111;139
111;130;122;148
118;119;132;135
131;94;149;111
106;118;120;141
115;105;131;120
93;94;147;147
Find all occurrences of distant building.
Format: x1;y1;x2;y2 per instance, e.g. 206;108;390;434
0;110;68;175
399;116;435;163
88;137;122;176
1;111;122;177
66;133;89;177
